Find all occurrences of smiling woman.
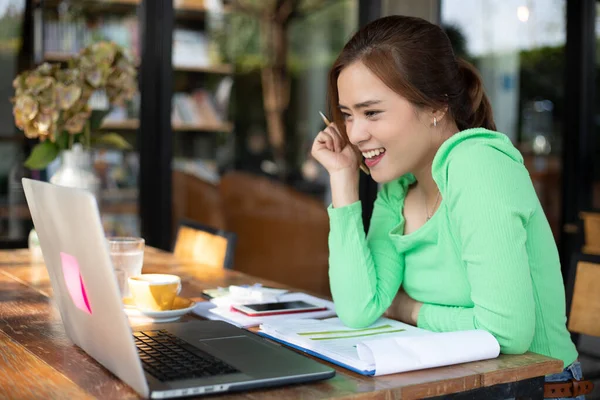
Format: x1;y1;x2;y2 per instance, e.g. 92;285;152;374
310;14;587;399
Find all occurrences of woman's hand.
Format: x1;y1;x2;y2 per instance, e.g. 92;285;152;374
312;123;361;207
311;123;359;175
387;288;423;326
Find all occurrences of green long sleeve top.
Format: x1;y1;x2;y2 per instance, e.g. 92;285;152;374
327;128;578;368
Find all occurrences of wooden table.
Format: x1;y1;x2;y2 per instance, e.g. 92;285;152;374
0;248;563;399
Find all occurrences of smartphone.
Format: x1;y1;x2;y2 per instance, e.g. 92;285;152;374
231;300;327;316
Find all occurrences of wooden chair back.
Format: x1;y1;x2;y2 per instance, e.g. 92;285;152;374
173;220;237;269
219;171;330;297
567;258;600;337
580;212;600;255
172;170;226;239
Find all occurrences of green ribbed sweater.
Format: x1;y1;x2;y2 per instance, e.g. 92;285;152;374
327;128;578;367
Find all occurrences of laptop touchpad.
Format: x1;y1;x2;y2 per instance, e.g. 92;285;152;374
199;337;304;375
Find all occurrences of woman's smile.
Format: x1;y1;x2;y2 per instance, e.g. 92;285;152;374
362;148;386;167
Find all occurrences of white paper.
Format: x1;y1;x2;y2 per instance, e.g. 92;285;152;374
193;292;336;328
209;285;288;307
356;330;501;375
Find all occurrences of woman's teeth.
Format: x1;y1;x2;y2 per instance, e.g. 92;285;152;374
362;148;386;159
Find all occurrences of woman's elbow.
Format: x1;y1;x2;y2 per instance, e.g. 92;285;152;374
499;337;533;354
336;307;379;329
495;322;535;354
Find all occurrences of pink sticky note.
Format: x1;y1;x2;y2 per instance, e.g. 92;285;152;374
60;252;92;314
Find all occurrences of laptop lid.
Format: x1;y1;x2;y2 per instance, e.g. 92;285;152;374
22;178;149;398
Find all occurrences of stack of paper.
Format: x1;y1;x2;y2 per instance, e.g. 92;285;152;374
193;292;336;328
259;317;500;376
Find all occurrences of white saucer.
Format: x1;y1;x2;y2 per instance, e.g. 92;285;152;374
123;297;197;323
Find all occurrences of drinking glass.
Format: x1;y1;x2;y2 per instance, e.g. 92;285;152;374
108;237;145;298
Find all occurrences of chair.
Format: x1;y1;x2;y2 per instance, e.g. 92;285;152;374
580;212;600;256
566;252;600;380
567;255;600;337
173;220;237;269
219;171;331;297
172;170;226;239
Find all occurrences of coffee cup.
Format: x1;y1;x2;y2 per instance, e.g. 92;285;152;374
128;274;181;311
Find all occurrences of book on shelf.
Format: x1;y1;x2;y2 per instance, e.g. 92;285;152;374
43;15;139;60
258;317;501;376
172;89;222;126
173;29;210;68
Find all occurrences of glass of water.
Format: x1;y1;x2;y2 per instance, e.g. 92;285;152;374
108;237;145;298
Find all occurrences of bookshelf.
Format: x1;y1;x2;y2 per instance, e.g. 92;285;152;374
35;0;234;243
42;13;234;135
170;0;234;172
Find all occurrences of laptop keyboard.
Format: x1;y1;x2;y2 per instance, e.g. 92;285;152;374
133;330;240;382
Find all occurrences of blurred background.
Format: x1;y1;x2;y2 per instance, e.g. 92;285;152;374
1;0;599;394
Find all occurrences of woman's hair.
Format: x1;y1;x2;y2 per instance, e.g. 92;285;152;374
327;15;496;137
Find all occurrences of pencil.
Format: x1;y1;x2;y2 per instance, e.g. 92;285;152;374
319;111;370;175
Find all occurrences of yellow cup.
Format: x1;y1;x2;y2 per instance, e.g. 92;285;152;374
128;274;181;311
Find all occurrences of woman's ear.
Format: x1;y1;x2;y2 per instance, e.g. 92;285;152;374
432;106;449;123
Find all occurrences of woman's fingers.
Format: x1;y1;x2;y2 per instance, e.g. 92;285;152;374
315;130;335;152
324;125;344;153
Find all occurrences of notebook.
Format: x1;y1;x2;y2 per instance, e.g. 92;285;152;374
258;317;500;376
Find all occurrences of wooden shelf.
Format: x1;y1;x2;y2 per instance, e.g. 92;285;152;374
101;119;233;133
43;51;76;63
173;64;233;74
175;0;212;12
102;202;138;215
43;52;142;67
174;122;233;133
101;119;140;130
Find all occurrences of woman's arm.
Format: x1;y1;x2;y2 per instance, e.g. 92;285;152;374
417;143;537;354
328;180;405;328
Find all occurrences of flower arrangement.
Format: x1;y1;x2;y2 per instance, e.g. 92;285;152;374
12;41;137;170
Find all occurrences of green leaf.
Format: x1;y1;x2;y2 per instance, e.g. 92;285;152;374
24;141;60;170
89;109;110;132
92;132;132;149
55;130;70;150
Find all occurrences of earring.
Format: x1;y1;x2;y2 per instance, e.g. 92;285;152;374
433;117;437;127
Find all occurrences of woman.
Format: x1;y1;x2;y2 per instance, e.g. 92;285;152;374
312;15;587;399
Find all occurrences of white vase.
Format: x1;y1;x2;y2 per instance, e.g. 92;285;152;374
28;143;101;261
49;143;101;201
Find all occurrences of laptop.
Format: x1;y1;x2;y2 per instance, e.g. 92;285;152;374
22;178;334;399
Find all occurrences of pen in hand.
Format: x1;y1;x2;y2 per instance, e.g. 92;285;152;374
319;111;370;175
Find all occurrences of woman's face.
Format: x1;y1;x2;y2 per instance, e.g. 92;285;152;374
337;61;438;183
